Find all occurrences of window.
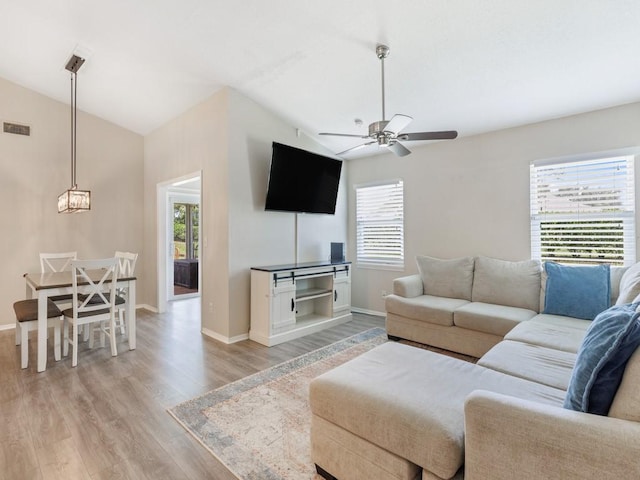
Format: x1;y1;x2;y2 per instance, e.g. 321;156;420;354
530;155;635;266
355;180;404;268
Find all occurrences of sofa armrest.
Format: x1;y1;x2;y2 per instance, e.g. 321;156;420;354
392;274;423;298
464;390;640;480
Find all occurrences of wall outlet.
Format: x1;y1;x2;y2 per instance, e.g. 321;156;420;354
381;290;387;298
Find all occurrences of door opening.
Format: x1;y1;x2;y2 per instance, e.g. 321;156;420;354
172;202;199;297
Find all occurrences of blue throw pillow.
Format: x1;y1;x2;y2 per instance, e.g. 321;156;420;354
544;262;610;320
564;303;640;415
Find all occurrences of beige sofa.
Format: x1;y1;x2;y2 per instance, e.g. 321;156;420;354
385;255;626;358
308;257;640;480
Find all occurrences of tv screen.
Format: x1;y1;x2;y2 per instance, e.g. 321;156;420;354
265;142;342;214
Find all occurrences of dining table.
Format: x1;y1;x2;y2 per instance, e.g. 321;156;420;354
24;269;137;372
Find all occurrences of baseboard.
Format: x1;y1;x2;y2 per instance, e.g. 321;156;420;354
351;307;385;318
138;304;158;313
0;323;14;331
202;327;249;344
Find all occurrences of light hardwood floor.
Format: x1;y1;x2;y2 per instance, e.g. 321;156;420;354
0;300;384;479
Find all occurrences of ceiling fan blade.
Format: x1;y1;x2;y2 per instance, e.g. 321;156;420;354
386;141;411;157
337;141;376;156
384;114;413;135
319;132;369;138
400;130;458;141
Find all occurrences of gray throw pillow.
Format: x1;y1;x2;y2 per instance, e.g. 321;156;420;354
416;255;475;301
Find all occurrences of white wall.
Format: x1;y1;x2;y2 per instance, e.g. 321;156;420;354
0;76;144;328
347;102;640;314
144;88;348;340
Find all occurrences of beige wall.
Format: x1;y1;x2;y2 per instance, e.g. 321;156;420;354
347;102;640;314
143;89;230;337
0;76;144;328
143;88;348;340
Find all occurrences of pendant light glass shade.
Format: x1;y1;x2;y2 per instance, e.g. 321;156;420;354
58;188;91;213
58;54;91;213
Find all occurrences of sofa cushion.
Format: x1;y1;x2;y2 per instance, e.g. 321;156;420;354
543;262;610;321
616;262;640;305
564;303;640;415
471;256;541;312
309;342;565;480
505;317;588;353
416;255;475;301
478;340;576;391
453;302;537;337
529;313;593;331
384;294;468;327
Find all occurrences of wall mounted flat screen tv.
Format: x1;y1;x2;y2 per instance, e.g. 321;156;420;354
265;142;342;214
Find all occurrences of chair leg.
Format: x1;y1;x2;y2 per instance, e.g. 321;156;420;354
63;319;69;357
71;322;79;367
109;315;118;357
20;324;29;369
99;321;106;348
15;320;21;346
118;308;126;335
88;323;95;349
53;322;61;362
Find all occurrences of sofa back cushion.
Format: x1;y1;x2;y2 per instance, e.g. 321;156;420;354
471;256;541;312
416;255;475;301
616;262;640;305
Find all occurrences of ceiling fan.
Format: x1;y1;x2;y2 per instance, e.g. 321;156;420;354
319;44;458;157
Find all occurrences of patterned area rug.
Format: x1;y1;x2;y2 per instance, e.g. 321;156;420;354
168;327;388;480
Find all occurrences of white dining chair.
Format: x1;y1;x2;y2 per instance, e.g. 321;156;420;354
39;251;77;306
40;251;77;273
114;251;138;336
13;299;63;369
62;258;119;367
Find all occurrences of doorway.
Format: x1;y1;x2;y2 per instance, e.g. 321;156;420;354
157;172;202;313
172;201;199;297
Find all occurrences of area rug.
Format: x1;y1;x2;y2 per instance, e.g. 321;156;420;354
168;327;387;480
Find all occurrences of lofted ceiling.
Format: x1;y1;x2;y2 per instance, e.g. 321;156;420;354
1;1;640;158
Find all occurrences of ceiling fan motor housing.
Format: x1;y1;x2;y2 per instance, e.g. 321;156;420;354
369;120;390;136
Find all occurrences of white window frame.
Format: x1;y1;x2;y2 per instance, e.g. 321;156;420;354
530;154;636;266
355;179;404;270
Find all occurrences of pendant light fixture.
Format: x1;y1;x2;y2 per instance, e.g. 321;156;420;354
58;54;91;213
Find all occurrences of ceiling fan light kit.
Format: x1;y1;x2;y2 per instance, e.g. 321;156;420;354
320;44;458;157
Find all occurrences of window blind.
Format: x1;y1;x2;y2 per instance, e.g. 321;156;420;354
356;180;404;268
530;156;635;266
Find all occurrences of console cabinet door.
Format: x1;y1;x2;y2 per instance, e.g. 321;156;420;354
272;283;296;330
333;275;351;315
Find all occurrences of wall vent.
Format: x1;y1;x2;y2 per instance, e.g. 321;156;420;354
3;122;31;136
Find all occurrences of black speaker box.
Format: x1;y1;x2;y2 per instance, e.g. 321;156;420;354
331;242;345;262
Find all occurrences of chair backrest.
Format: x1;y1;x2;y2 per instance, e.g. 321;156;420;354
71;258;118;317
40;251;77;273
115;251;138;277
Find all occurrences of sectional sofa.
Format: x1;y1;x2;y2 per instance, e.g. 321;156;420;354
309;256;640;480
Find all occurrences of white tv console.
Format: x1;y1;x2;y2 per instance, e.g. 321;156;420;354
249;260;352;346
